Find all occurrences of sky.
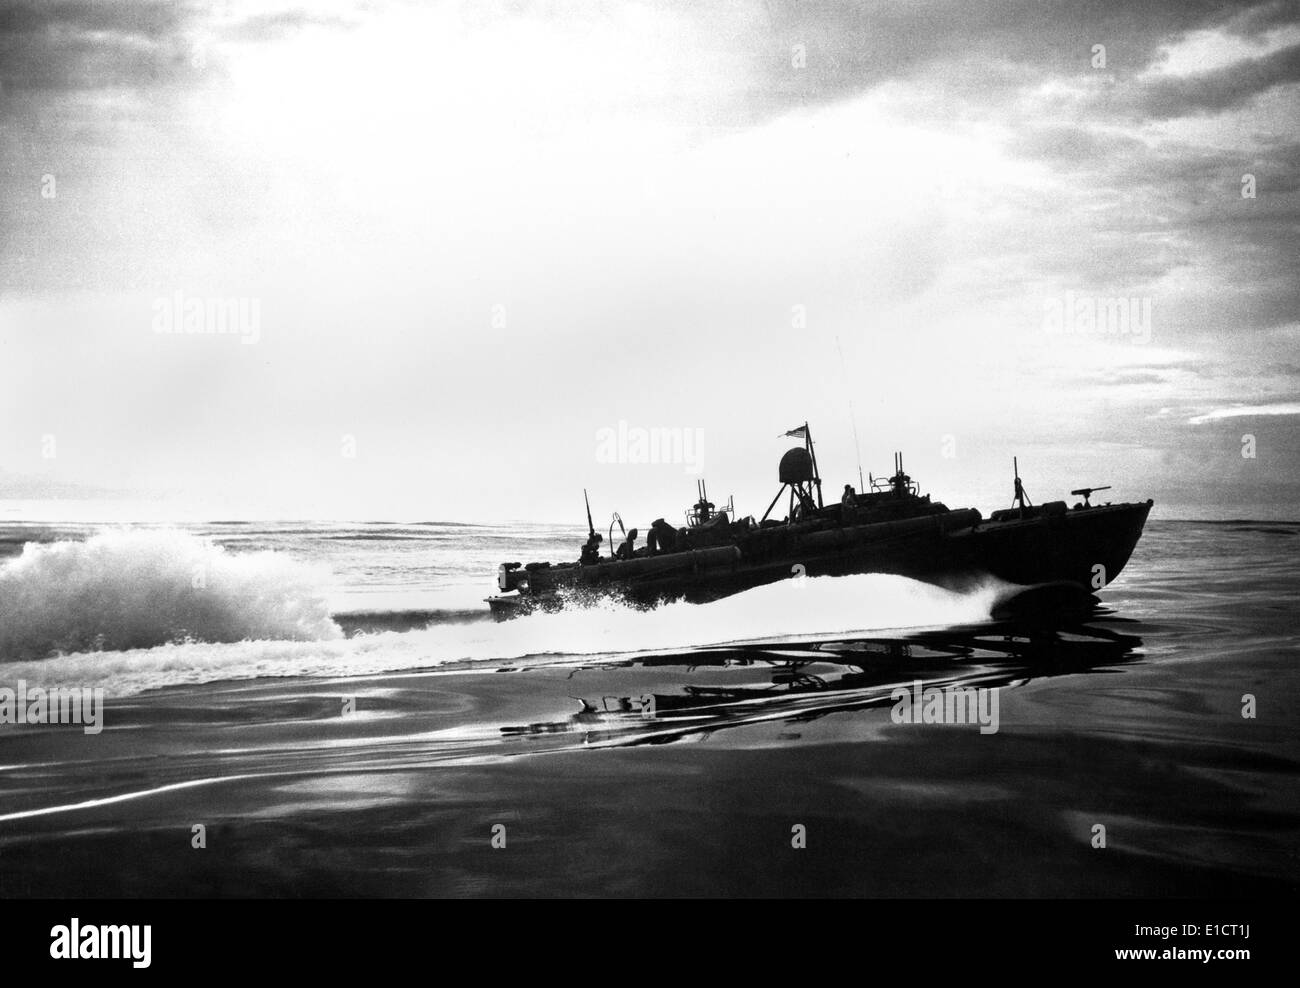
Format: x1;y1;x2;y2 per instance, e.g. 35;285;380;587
1;0;1298;524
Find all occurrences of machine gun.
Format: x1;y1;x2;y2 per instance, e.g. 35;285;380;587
1070;485;1111;508
580;489;603;564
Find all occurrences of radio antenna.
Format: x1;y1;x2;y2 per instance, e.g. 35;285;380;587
835;335;865;490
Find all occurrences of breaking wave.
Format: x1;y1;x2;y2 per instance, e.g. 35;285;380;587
0;528;341;661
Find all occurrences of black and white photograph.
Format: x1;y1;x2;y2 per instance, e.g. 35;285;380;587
0;0;1294;961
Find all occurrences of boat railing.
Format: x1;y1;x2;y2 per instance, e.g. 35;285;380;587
686;494;735;528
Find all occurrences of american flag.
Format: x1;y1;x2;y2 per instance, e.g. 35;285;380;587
783;425;809;440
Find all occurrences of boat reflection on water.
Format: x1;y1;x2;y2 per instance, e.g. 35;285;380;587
500;617;1143;748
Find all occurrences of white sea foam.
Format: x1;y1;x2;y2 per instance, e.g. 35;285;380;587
1;562;1001;696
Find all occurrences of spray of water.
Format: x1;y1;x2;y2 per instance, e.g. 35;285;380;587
1;529;1002;696
0;528;341;661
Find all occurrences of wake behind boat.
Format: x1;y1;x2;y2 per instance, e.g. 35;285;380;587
487;423;1152;620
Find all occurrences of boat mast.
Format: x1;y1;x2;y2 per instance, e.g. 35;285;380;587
1012;457;1032;516
834;335;866;493
804;421;823;509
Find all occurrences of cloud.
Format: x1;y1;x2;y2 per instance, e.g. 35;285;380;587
716;0;1300;122
0;0;195;95
1187;402;1300;424
1;0;1299;517
224;9;361;43
1121;42;1300;120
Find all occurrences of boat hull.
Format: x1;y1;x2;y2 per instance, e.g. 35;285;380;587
487;499;1153;619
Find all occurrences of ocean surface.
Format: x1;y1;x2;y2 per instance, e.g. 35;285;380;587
0;518;1296;897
